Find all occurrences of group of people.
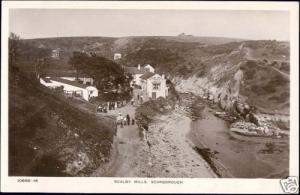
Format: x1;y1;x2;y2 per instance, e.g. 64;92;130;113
129;93;144;106
97;100;128;113
117;113;135;128
96;104;107;113
95;96;141;128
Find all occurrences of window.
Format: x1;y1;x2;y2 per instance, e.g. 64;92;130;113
153;83;160;90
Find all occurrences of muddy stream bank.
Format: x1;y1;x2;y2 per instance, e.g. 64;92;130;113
92;95;289;178
188;105;289;178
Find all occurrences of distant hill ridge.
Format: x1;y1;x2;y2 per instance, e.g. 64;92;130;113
22;36;290;114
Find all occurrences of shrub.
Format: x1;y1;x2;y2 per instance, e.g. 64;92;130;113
135;97;174;130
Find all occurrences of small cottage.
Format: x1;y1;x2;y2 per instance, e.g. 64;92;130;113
51;48;61;59
125;65;148;86
114;53;122;60
140;72;168;100
40;77;98;101
143;64;155;73
125;64;156;87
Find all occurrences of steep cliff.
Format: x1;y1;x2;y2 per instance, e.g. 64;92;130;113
173;41;289;116
24;37;290;116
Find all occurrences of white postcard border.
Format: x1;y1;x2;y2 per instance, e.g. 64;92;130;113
1;1;299;194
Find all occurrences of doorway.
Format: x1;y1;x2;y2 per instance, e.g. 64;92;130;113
152;92;156;99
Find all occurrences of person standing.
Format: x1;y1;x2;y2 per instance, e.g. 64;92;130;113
118;113;123;128
115;101;118;110
123;117;127;126
132;118;135;125
97;104;101;112
137;94;140;100
126;114;130;125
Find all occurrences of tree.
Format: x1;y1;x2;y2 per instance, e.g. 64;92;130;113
68;52;130;94
69;51;89;79
9;32;51;79
9;32;20;68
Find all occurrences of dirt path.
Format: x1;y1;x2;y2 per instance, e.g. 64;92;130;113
90;87;216;177
91;103;216;177
270;66;289;79
244;46;289;79
135;113;217;178
91;103;142;177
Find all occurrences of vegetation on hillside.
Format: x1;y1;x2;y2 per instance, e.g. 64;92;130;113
21;35;290;114
9;33;51;73
9;33;116;176
68;51;133;100
135;97;175;131
10;69;116;176
240;60;290;112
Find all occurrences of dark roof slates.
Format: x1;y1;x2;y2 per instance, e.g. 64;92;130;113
140;72;155;80
125;67;148;74
49;77;88;89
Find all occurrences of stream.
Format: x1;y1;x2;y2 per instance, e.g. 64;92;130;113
187;106;289;178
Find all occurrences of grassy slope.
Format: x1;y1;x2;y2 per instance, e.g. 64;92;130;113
240;60;290;113
9;70;116;176
23;36;290;113
22;35;243;64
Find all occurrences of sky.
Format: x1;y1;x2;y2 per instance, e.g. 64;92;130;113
9;9;290;41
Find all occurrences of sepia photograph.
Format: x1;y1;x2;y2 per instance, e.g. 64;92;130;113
1;1;299;194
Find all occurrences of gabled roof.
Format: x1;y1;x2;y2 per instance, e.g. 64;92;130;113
140;72;155;80
144;64;154;68
50;77;88;89
125;67;148;75
42;70;91;78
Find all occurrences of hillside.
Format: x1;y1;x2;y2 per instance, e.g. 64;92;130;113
23;36;290;114
173;40;290;114
118;38;289;114
9;68;116;176
9;35;117;176
23;35;244;61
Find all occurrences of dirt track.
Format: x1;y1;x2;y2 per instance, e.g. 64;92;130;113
92;102;216;177
134;113;216;178
91;103;141;177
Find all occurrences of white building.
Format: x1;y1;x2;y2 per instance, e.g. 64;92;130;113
143;64;155;73
140;72;168;100
125;64;156;87
125;65;148;86
114;53;122;60
51;48;61;59
40;77;98;101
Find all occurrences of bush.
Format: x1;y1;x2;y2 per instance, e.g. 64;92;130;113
135;97;174;130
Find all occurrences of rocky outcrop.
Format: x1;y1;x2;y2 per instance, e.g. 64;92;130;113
173;62;246;115
173;59;290;135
